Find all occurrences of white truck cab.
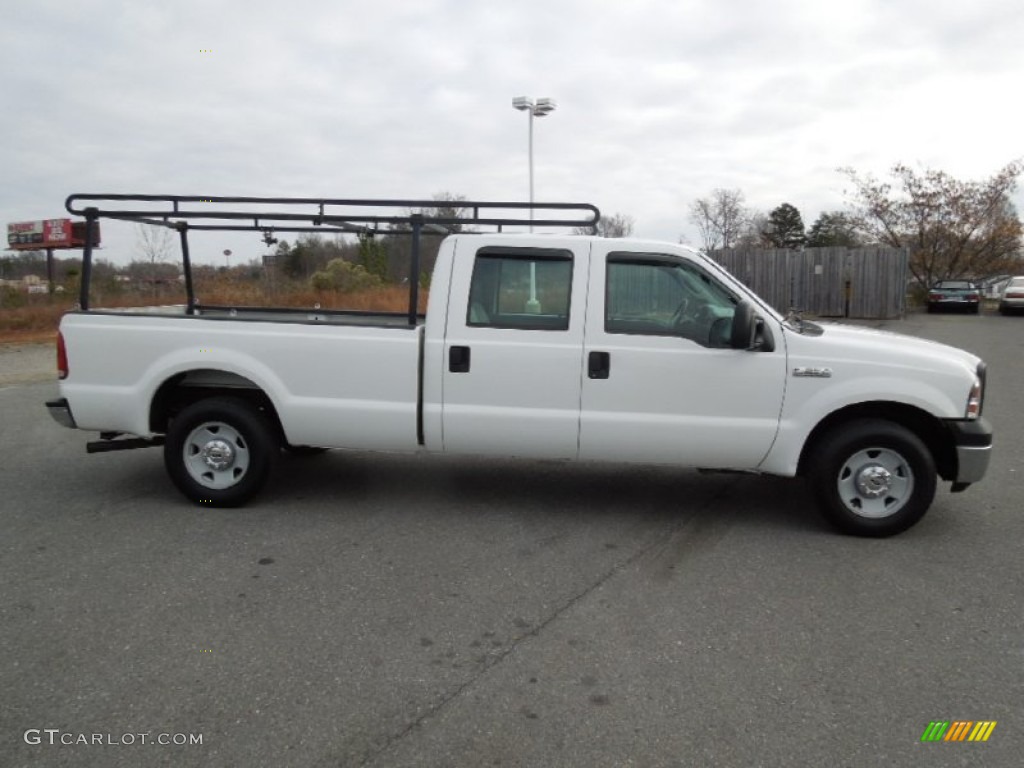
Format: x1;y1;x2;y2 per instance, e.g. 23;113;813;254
47;195;992;536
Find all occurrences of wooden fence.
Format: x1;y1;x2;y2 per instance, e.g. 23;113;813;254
710;247;909;319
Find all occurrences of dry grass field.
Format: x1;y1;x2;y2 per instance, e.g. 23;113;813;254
0;282;427;344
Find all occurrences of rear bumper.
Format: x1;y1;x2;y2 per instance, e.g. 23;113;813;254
928;299;979;310
46;398;78;429
945;418;992;484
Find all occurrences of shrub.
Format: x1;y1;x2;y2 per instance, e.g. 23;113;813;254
0;286;26;309
311;260;384;293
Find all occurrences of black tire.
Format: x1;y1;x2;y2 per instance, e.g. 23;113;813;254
972;304;981;315
164;397;278;507
926;304;934;314
808;418;936;537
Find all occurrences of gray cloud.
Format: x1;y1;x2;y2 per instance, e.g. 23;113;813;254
3;0;1022;264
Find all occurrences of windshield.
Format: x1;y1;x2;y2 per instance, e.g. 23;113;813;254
934;281;974;289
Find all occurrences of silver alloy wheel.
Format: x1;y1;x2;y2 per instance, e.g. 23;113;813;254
182;421;251;490
836;447;914;518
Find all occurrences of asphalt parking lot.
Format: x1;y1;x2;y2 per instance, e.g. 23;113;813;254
2;312;1022;767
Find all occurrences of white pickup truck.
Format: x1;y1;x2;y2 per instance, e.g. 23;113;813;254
48;195;992;536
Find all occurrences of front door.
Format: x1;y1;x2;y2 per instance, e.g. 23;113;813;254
579;244;787;469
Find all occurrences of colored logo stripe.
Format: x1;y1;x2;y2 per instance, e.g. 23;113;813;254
944;721;972;741
921;721;996;742
969;722;997;742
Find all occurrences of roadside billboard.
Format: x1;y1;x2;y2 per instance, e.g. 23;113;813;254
6;219;100;250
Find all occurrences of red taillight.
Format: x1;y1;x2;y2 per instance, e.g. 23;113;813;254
1007;291;1024;299
929;293;943;300
57;331;68;380
968;294;979;300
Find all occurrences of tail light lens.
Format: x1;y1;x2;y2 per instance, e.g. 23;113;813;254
57;331;68;380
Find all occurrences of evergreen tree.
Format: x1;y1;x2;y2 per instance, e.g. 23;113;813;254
806;212;861;247
357;235;390;281
764;203;806;249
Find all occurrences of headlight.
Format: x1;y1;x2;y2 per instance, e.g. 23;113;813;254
966;362;986;419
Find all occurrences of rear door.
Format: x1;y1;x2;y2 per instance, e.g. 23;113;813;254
579;244;787;468
440;239;590;458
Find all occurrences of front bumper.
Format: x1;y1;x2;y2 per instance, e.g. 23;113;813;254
46;398;78;429
945;418;992;484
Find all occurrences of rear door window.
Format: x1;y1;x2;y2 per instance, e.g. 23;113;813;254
467;248;573;331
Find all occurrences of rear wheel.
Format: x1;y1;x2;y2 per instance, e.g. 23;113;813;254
164;397;278;507
808;419;936;537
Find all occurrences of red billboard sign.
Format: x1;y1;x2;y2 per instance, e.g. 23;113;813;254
43;219;73;245
6;218;100;250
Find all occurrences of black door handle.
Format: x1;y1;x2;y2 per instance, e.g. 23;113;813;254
449;345;471;373
588;351;610;379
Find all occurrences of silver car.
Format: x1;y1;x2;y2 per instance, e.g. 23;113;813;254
999;276;1024;315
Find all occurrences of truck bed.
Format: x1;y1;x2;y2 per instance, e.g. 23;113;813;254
59;309;424;451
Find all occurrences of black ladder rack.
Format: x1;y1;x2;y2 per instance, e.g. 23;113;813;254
65;194;601;325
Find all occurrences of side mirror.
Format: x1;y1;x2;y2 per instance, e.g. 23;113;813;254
729;300;775;352
730;300;757;349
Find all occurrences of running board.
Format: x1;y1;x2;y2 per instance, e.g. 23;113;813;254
87;436;165;453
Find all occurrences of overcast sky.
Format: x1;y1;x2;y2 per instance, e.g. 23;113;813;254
3;0;1023;265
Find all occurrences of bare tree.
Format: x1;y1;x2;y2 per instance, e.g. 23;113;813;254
422;191;472;233
733;212;771;249
135;224;176;297
841;161;1023;289
688;188;747;251
574;211;635;238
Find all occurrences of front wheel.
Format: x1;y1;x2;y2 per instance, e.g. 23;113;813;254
164;397;278;507
808;419;936;537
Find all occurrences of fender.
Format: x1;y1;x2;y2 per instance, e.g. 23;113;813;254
760;373;965;477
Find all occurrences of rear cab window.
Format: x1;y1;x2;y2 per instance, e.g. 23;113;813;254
467;247;573;331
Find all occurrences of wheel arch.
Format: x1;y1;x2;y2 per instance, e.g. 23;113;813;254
797;401;957;482
149;369;286;441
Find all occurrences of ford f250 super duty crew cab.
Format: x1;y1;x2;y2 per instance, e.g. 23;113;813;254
47;194;992;536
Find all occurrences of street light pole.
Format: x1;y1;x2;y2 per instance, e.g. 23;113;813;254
512;96;556;231
512;96;556;312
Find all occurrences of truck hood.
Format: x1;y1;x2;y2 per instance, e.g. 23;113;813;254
786;320;981;378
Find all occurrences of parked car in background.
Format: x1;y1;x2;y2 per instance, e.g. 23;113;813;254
926;280;981;314
998;276;1024;315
